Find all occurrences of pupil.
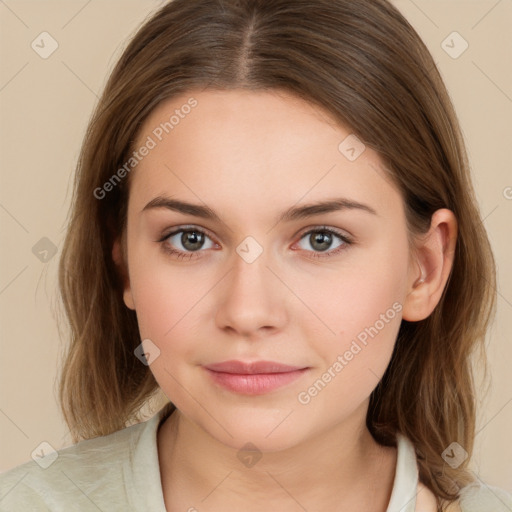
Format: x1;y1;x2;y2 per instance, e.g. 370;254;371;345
312;232;331;252
182;231;204;251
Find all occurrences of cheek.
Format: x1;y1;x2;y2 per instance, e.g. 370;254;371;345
127;236;204;336
129;254;221;371
297;243;407;353
338;265;405;349
294;268;404;419
131;267;206;401
293;237;408;396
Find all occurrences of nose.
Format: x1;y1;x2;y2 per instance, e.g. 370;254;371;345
214;247;289;339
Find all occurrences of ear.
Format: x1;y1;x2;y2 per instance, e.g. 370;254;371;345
402;209;457;321
112;237;136;311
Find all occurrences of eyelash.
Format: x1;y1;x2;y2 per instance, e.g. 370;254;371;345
157;225;353;261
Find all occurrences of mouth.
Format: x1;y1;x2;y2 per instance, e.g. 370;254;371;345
203;360;310;395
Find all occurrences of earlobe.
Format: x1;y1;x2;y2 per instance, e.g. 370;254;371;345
112;237;136;311
402;209;457;322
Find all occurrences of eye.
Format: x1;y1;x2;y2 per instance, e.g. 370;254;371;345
294;227;352;258
158;226;217;260
158;225;352;261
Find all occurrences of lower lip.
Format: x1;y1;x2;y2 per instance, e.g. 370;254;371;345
204;368;309;395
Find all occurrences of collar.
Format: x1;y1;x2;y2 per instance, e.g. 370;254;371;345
129;403;419;511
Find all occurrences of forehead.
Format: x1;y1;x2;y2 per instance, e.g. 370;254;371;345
133;88;344;168
137;87;340;141
129;88;400;219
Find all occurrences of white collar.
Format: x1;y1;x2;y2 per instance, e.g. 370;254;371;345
131;404;419;511
386;433;419;512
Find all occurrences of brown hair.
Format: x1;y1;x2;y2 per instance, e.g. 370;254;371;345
57;0;496;509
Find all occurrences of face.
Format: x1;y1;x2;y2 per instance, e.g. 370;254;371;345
119;88;417;451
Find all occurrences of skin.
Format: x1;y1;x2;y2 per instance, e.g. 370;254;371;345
113;88;457;511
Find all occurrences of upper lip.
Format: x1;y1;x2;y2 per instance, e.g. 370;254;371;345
204;360;306;374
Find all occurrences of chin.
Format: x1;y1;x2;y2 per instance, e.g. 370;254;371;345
198;408;306;452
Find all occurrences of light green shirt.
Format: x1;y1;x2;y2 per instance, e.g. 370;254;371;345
1;403;511;511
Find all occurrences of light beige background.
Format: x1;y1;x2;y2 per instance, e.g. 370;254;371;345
0;0;511;493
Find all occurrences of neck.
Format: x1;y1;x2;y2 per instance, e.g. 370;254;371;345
157;402;397;512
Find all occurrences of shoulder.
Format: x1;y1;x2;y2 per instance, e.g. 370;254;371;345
413;481;512;512
456;482;512;512
0;419;148;511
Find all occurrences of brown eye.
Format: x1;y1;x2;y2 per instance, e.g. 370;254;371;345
159;226;217;259
295;228;352;258
308;231;334;252
178;230;205;251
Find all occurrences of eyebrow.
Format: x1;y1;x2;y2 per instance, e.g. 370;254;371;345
141;196;377;223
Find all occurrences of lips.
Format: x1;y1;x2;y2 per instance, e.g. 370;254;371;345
204;360;305;374
203;360;309;395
